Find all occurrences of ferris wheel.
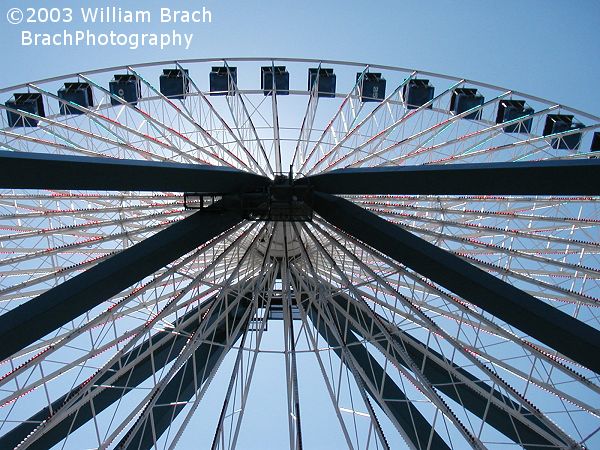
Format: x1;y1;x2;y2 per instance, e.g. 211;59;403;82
0;57;599;450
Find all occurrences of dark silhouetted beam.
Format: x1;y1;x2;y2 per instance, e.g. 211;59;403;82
302;160;600;196
0;295;219;450
328;293;567;449
0;150;269;192
119;295;252;450
313;192;600;373
305;298;451;450
0;210;242;361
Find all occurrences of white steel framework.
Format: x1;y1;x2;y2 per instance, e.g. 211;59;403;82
0;58;599;450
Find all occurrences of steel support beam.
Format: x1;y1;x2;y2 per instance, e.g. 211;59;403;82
312;192;600;373
117;295;252;450
0;210;242;361
0;296;220;450
0;150;269;192
328;292;568;449
303;160;600;196
305;297;452;450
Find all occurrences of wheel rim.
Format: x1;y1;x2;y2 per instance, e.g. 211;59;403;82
0;58;599;449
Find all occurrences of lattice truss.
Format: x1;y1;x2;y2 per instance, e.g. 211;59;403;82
0;58;599;449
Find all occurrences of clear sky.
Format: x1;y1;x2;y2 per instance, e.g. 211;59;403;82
1;1;599;448
1;0;599;115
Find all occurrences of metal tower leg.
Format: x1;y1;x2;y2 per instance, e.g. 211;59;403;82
305;294;452;450
0;210;242;361
0;296;220;449
327;292;572;449
117;294;254;450
312;192;600;373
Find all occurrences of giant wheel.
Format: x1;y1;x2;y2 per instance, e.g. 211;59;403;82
0;58;599;449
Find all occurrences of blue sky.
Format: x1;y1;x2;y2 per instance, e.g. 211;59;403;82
1;0;599;115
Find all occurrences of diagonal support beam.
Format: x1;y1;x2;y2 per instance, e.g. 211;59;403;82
117;294;253;450
304;296;452;450
0;150;270;192
313;192;600;373
302;160;600;195
0;296;220;450
0;210;242;361
328;292;569;449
